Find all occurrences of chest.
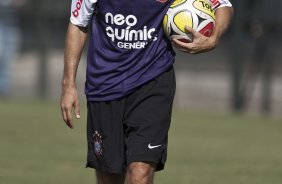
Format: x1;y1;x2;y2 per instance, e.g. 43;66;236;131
96;0;172;14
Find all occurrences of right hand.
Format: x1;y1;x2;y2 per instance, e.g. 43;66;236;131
171;26;217;54
60;86;80;129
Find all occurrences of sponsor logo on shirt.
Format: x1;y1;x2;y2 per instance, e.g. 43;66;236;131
156;0;169;3
105;13;158;49
72;0;84;17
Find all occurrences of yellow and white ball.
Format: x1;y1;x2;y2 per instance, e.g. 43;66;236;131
163;0;216;42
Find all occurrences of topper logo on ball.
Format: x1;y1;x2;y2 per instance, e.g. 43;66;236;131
199;0;214;12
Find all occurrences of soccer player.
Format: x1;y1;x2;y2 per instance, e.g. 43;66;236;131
60;0;233;183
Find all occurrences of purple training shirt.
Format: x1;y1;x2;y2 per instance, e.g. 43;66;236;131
71;0;175;101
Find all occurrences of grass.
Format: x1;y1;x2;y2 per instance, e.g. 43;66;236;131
0;100;282;184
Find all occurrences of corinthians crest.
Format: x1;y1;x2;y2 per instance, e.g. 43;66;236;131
93;130;103;156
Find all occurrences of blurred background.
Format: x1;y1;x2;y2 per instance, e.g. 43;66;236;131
0;0;281;116
0;0;282;184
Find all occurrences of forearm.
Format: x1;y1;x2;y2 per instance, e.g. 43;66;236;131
211;6;234;45
63;23;88;88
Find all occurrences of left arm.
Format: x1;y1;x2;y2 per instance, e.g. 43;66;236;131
172;6;234;54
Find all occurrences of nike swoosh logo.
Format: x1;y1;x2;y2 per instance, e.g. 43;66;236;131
148;143;162;149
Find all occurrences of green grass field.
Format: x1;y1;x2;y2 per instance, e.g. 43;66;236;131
1;100;282;184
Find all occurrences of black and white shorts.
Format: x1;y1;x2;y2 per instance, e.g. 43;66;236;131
86;67;176;174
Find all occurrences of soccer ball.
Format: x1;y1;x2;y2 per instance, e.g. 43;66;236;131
163;0;216;42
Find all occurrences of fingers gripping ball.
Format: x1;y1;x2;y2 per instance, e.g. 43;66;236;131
163;0;216;42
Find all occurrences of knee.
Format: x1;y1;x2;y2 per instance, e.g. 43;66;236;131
96;171;125;184
126;162;155;184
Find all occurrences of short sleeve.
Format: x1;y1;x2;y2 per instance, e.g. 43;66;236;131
70;0;97;27
209;0;232;10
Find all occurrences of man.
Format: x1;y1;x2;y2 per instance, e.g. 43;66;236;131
60;0;233;183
